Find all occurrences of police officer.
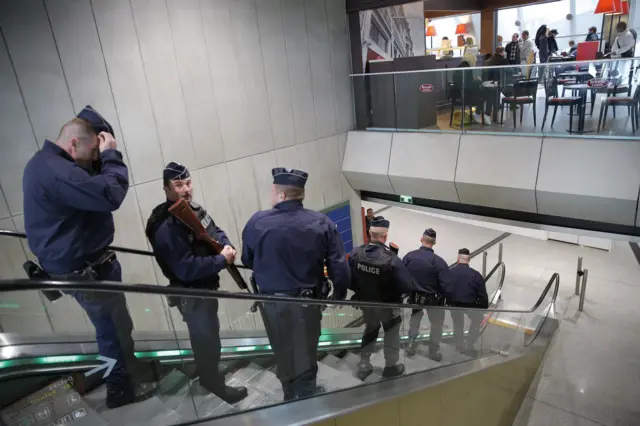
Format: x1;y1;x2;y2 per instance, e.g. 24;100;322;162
241;168;350;401
349;216;414;380
22;106;149;408
402;229;450;361
145;162;248;404
448;248;488;356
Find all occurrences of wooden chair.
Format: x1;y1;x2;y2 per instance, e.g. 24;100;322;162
541;76;582;132
500;79;538;128
598;84;640;134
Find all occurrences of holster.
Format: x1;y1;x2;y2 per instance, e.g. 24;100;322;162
23;261;63;303
412;292;445;307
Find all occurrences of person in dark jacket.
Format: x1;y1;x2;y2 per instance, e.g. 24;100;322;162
535;25;550;63
402;229;450;361
22;107;153;409
146;162;248;404
448;248;488;356
505;33;521;65
586;26;599;42
349;216;414;380
548;29;559;56
365;208;374;241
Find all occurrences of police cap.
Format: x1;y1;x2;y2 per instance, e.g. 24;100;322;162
76;105;115;136
458;248;470;255
272;168;308;188
370;216;390;233
423;228;436;239
163;162;190;182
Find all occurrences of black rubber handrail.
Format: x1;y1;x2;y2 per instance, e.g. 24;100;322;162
0;273;559;315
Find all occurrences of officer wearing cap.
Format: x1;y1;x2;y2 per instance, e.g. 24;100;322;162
448;248;488;356
349;216;414;380
241;168;350;401
23;106;148;408
402;228;450;361
145;162;247;404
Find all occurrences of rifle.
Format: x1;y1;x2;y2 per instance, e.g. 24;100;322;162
168;199;248;291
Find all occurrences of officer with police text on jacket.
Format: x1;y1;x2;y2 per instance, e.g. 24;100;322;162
241;168;350;401
23;107;146;408
448;248;488;356
349;217;414;380
402;229;450;361
146;162;248;404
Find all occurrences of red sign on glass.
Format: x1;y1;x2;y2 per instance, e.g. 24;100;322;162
587;78;609;89
419;83;434;93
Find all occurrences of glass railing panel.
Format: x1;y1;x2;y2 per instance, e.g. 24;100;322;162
353;57;640;139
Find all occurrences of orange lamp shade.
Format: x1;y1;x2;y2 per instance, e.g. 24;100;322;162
426;26;437;37
594;0;622;14
455;24;466;35
614;1;630;14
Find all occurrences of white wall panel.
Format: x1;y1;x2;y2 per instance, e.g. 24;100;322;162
200;0;246;161
318;136;344;207
256;0;296;149
229;0;274;156
45;0;132;183
225;158;260;245
275;145;300;169
1;0;74;144
0;190;9;220
343;131;392;176
326;0;354;133
251;151;278;210
130;0;196;170
0;32;38;217
166;0;225;168
197;164;241;249
92;0;164;184
337;132;350;200
282;0;318;143
297;140;326;211
305;0;337;138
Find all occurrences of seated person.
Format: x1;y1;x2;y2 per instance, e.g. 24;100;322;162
568;40;577;57
483;47;510;82
452;54;490;125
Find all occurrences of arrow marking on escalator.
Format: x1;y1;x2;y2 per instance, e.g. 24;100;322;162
85;356;117;378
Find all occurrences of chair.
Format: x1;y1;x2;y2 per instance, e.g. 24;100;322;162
541;76;582;132
555;67;577;98
449;82;479;129
500;79;538;128
598;84;640;134
605;60;635;118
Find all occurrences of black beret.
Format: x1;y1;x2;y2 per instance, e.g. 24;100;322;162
458;248;470;255
163;162;190;182
423;228;436;238
371;216;390;229
272;168;308;188
77;105;115;136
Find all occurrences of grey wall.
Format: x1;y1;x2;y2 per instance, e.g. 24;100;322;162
343;131;640;232
0;0;359;335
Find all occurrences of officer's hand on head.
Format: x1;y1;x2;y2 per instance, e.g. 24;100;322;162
98;132;117;152
221;245;235;264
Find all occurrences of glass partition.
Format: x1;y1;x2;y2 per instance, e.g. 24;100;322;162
0;281;557;425
354;57;640;139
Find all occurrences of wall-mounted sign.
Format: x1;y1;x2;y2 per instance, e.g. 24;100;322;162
419;83;434;93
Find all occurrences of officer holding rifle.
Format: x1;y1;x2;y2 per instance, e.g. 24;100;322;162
241;168;350;401
146;162;248;404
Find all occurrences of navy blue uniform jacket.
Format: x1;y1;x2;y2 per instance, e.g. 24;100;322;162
241;200;350;296
348;242;415;296
402;247;450;295
448;264;489;308
23;141;128;274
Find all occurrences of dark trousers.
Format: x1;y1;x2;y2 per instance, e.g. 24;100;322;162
177;297;225;391
408;294;445;351
450;305;484;349
63;260;136;395
360;307;401;366
261;301;322;400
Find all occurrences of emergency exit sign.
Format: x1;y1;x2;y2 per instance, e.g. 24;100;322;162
400;195;413;204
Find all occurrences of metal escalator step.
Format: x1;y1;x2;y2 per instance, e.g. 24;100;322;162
226;377;280;411
398;349;440;374
340;352;362;371
99;396;181;426
244;367;284;401
320;354;357;374
316;362;363;391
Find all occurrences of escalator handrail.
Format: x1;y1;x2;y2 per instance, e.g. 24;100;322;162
484;261;506;306
0;228;249;269
0;273;559;315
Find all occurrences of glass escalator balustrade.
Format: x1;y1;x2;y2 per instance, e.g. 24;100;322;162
0;268;559;426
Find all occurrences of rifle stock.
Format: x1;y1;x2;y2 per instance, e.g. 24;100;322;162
168;199;248;290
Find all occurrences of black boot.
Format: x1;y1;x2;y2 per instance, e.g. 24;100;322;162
106;384;136;409
211;385;248;405
356;360;373;381
406;338;418;356
427;347;443;362
382;364;405;378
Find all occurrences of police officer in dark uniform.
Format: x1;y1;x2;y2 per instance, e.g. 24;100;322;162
145;162;248;404
241;168;350;401
22;106;148;408
402;229;450;361
448;248;488;356
349;216;414;380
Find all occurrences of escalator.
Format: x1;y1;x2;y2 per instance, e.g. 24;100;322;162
0;233;558;426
